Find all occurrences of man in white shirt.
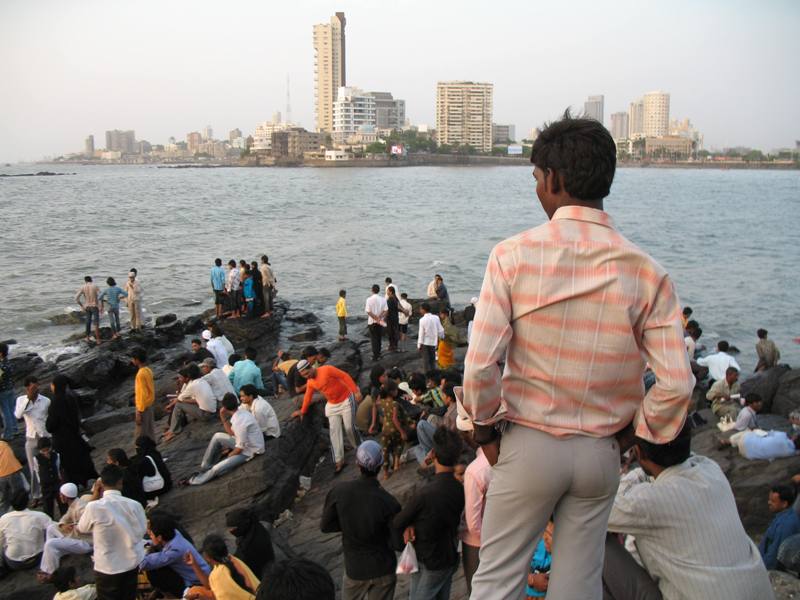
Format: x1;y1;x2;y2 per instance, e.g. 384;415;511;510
77;465;147;600
164;364;216;441
724;429;799;461
14;376;51;500
365;285;388;362
239;385;281;439
189;394;265;486
398;292;413;350
696;340;741;383
39;483;93;576
733;393;762;432
200;358;235;404
417;302;445;373
0;489;52;573
384;276;399;298
204;325;231;370
225;260;242;318
603;425;773;600
259;255;276;316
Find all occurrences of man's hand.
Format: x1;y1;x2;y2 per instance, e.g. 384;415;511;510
90;479;104;501
529;572;549;592
354;389;362;403
403;526;416;544
291;409;304;422
481;438;500;466
615;423;636;455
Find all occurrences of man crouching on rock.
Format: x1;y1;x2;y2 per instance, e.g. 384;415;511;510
463;111;694;599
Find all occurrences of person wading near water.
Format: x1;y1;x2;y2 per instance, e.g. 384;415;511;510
463;111;694;599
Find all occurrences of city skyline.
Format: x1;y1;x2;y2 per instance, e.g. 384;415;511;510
1;0;798;162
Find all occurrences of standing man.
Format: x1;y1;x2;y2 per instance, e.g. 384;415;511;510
464;113;694;599
226;260;242;319
417;303;444;374
291;360;361;474
336;290;348;341
385;286;401;353
398;293;412;351
260;255;276;317
210;258;227;320
130;348;155;443
433;274;450;308
14;376;51;503
365;285;388;362
124;270;143;331
75;276;102;344
77;465;147;600
0;343;17;440
321;440;401;600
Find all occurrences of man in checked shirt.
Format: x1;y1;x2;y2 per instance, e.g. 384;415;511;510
463;111;694;600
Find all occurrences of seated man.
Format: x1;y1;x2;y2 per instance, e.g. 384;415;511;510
706;366;740;420
722;429;800;461
228;347;263;393
0;489;52;575
49;565;97;600
755;328;781;372
271;351;297;396
139;512;210;597
39;483;93;579
189;338;214;364
239;384;281;439
189;393;265;486
696;340;740;383
200;357;235;404
164;363;217;441
759;484;800;570
414;383;458;464
603;423;772;599
734;393;762;431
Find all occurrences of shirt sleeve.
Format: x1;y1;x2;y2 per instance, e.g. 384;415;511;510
393;492;423;532
606;470;654;535
140;543;183;571
14;397;25;419
463;468;485;538
463;249;513;426
760;520;781;569
76;504;94;535
633;275;695;443
335;368;359;395
417;318;425;348
320;489;341;533
300;380;316;415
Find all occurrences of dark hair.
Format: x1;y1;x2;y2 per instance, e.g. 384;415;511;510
717;340;730;352
301;346;318;359
686;319;699;331
106;277;116;286
24;375;38;386
408;372;427;394
745;393;762;406
257;558;335;600
130;347;148;363
726;366;739;377
185;363;202;380
771;484;796;506
11;488;29;511
262;255;270;264
387;367;405;382
420;302;431;313
210;323;223;337
530;109;616;201
37;437;52;449
240;384;258;399
222;393;239;411
49;566;76;593
692;327;703;340
202;534;253;593
0;342;7;358
636;422;691;468
441;369;462;386
51;374;70;400
191;338;202;346
135;435;157;452
432;427;462;467
319;348;331;359
84;276;92;282
442;383;456;402
425;369;442;384
387;286;395;296
130;268;137;274
245;347;258;360
757;328;768;339
148;512;177;541
682;307;693;317
339;289;346;297
229;353;241;366
371;284;380;293
215;258;222;266
400;292;408;299
385;277;392;283
379;379;399;399
229;260;237;267
100;464;124;487
108;447;130;466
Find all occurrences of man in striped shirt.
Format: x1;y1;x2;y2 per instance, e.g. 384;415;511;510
464;112;694;600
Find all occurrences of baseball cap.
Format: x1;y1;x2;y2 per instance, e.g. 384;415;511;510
201;329;212;341
296;359;311;373
201;357;217;368
470;297;479;305
59;483;78;499
356;440;384;471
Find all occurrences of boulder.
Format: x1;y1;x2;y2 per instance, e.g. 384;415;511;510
770;570;800;599
288;326;323;342
48;310;84;325
155;313;178;326
285;309;321;324
773;370;800;418
740;365;792;412
0;338;17;346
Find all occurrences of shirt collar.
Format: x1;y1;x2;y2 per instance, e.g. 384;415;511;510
103;489;122;497
552;205;615;229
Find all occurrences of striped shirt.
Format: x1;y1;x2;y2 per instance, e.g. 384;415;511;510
463;206;694;443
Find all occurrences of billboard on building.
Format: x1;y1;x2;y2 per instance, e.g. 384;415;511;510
507;145;523;155
390;144;405;156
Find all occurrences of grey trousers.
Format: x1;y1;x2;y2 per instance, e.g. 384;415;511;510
342;572;396;600
470;425;620;600
189;433;249;485
135;406;156;443
168;402;213;433
602;535;663;600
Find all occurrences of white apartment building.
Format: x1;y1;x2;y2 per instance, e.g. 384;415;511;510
584;95;604;124
643;91;670;138
332;86;376;145
610;112;629;140
436;81;493;153
628;99;645;139
252;120;292;152
313;12;346;133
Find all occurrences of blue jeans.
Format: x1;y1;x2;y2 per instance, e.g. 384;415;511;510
0;390;17;439
84;306;99;337
189;433;250;485
409;563;456;600
413;419;436;464
108;307;121;333
271;371;288;394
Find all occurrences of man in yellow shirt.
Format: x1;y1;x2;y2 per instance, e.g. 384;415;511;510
336;289;348;341
131;348;155;443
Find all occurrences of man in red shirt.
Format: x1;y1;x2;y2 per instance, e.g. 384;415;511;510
292;360;362;474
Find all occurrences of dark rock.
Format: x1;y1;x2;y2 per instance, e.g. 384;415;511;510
48;310;84;325
182;300;202;307
55;352;81;364
740;366;792;413
285;309;320;324
9;353;44;380
155;313;178;326
770;570;800;599
0;339;17;346
773;370;800;418
288;326;323;342
82;407;136;435
181;315;205;334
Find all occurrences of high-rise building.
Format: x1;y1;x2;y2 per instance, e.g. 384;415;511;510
610;112;629;140
643;91;670;137
365;92;405;131
187;131;203;153
628;99;644;139
229;128;242;144
313;12;347;133
583;95;604;124
435;81;493;153
202;126;213;142
84;135;95;156
105;130;136;154
669;118;703;151
252;120;292;152
332;87;377;145
492;124;516;144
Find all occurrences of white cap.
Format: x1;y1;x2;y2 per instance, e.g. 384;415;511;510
470;297;479;305
201;329;212;341
59;482;78;499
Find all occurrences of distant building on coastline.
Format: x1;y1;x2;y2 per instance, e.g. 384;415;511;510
272;128;325;159
435;81;493;153
313;12;347;133
610;112;629;140
365;91;405;131
332;87;376;145
645;135;692;159
628;99;644;139
252;119;294;152
105;129;136;154
492;123;516;144
584;95;604;124
643;91;670;137
229;128;242;144
202;126;213;142
84;135;95;156
669;118;704;151
187;131;203;153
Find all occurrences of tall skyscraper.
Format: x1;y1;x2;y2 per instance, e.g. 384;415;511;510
583;95;604;124
105;130;136;154
313;12;346;133
643;91;670;137
202;125;213;141
628;99;644;139
435;81;493;153
84;135;95;156
610;112;629;140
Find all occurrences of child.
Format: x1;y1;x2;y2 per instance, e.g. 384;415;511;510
526;520;554;599
242;271;255;318
34;437;61;518
370;381;407;480
50;565;97;600
336;289;348;341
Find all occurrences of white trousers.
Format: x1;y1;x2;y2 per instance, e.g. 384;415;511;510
325;395;361;465
40;523;92;574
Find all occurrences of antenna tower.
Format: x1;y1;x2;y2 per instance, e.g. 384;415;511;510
286;74;292;124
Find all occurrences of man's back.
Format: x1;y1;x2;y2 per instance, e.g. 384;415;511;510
78;490;146;574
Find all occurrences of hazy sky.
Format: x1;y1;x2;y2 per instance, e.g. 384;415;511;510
1;0;798;162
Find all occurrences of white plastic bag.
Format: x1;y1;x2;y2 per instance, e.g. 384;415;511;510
396;542;419;574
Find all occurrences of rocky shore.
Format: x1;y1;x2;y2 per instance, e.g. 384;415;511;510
3;298;800;599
